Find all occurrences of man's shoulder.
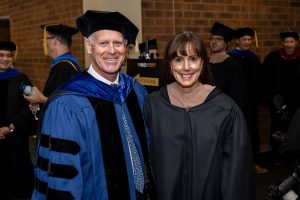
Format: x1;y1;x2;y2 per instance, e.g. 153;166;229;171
52;60;80;73
46;90;91;113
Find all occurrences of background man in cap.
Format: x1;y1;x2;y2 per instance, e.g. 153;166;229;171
24;24;81;105
228;27;267;174
0;41;36;199
209;22;247;112
139;39;159;59
263;31;300;161
32;10;155;200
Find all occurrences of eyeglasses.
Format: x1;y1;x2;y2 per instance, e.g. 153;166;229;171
42;36;55;41
209;36;225;42
46;36;55;40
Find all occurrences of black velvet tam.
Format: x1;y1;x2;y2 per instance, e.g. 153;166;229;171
234;27;255;39
280;31;299;41
0;41;16;51
40;24;79;37
76;10;139;45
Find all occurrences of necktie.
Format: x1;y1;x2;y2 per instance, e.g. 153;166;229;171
121;109;144;193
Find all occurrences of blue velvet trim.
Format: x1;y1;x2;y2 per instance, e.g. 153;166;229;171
0;68;21;80
228;49;255;58
58;72;135;104
51;52;81;71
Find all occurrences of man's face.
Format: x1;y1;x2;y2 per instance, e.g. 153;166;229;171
85;30;127;82
0;50;13;72
282;37;298;55
149;49;159;59
43;32;56;58
209;35;226;53
236;35;252;51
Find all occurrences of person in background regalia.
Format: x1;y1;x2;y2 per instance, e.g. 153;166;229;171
209;22;247;114
228;27;267;173
0;41;36;199
263;31;300;163
24;24;81;107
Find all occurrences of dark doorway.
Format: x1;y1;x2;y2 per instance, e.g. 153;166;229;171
0;18;10;40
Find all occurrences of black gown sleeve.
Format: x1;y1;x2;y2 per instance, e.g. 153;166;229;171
221;105;256;200
10;73;36;135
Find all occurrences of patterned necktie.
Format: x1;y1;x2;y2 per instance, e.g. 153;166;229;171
110;83;118;87
121;109;144;193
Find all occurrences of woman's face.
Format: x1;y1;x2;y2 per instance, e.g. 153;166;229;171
170;44;203;89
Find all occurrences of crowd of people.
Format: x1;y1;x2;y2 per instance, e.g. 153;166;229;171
0;9;299;200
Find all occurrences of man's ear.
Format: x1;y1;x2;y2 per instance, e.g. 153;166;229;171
85;38;92;54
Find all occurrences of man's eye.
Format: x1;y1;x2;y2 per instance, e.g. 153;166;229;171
113;41;123;46
99;42;108;47
0;54;12;58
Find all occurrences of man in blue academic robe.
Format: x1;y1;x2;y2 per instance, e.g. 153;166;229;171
31;10;155;200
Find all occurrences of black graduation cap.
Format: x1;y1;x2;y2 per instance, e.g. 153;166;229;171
41;24;78;56
0;41;16;51
280;31;299;40
40;24;79;37
210;22;235;42
234;27;255;38
139;39;157;53
76;10;139;45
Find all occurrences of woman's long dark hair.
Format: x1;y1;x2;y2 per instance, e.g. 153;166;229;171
162;31;214;85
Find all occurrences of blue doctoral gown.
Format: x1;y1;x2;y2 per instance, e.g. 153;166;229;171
31;72;154;200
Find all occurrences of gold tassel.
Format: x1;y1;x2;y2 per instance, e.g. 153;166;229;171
254;30;259;48
43;24;59;57
14;45;18;61
43;25;49;57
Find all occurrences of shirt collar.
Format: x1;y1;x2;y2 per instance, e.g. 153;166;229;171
87;64;119;85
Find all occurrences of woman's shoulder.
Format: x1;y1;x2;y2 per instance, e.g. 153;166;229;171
206;88;239;110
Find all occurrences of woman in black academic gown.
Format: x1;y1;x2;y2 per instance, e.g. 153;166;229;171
144;32;255;200
0;41;36;199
